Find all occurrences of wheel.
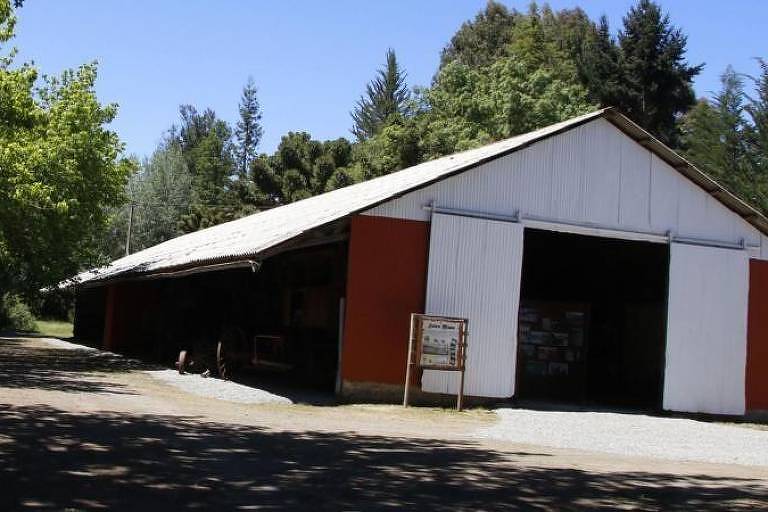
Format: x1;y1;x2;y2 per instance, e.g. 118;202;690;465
216;341;228;380
176;350;189;374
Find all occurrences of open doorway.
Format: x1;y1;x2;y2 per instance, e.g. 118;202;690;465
95;242;348;397
516;229;669;409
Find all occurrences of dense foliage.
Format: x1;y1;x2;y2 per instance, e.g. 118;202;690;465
680;64;768;212
0;1;131;304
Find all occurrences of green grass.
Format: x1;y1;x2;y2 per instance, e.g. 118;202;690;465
35;319;74;339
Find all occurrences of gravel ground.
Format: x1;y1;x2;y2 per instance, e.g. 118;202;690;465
39;337;292;406
38;337;768;467
477;408;768;467
146;369;293;405
40;337;98;351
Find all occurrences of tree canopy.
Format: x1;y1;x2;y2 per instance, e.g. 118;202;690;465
0;0;132;296
615;0;702;146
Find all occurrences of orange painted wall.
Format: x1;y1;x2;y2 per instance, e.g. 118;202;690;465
102;282;155;352
341;215;430;385
747;259;768;411
102;285;118;350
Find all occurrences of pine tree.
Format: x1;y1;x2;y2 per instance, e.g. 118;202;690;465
234;77;263;178
681;68;755;205
351;49;410;141
618;0;702;146
746;59;768;175
578;15;623;107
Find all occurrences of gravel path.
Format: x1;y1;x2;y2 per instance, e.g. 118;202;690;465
40;337;98;351
146;369;293;405
38;337;292;406
477;408;768;467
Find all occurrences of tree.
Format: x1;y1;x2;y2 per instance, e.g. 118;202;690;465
0;0;132;296
681;67;766;211
250;133;356;204
103;137;192;259
353;113;424;179
234;77;263;178
617;0;702;146
439;1;519;70
174;105;238;232
746;59;768;178
578;15;623;107
350;4;597;178
351;49;410;140
423;57;594;157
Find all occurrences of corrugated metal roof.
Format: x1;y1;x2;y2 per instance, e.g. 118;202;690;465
65;108;768;287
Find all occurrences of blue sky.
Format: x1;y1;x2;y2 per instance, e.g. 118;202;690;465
12;1;768;157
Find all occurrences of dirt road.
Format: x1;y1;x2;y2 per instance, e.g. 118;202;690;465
0;336;766;510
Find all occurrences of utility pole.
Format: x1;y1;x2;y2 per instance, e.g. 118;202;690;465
125;203;134;256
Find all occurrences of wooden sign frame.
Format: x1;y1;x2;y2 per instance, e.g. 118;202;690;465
403;313;468;411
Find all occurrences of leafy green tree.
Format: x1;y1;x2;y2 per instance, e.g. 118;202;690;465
234;77;263;178
352;113;425;179
351;4;596;178
617;0;702;146
424;57;594;156
0;0;132;296
351;49;410;140
104;137;192;258
250;133;355;204
439;1;520;70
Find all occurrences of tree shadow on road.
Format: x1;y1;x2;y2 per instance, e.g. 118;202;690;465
0;404;765;511
0;337;160;394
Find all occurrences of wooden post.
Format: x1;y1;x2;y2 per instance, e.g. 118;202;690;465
403;313;416;407
456;324;467;411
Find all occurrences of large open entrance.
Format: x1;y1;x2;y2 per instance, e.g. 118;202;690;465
75;241;347;395
515;229;669;409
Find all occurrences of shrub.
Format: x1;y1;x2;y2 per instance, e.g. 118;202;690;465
0;293;37;332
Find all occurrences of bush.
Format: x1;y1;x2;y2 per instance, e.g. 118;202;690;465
0;293;37;332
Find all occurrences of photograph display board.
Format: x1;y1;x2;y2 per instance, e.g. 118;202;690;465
403;314;468;410
516;300;589;401
418;316;464;369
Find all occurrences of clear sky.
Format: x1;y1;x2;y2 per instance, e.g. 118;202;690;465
12;1;768;157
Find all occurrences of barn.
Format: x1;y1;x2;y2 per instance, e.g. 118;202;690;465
68;108;768;416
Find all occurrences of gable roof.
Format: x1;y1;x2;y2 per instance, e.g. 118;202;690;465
65;108;768;287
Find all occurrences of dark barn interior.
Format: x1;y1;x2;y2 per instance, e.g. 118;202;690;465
516;229;670;409
73;242;348;392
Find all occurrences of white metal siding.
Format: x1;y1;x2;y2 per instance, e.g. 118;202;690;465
422;213;524;398
365;118;763;251
663;243;749;415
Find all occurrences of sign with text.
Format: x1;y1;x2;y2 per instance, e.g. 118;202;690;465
418;316;465;369
404;314;468;410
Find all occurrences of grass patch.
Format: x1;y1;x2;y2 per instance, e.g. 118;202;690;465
35;319;74;339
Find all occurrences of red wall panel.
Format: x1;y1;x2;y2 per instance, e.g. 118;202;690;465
747;259;768;411
341;215;430;385
102;282;155;352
